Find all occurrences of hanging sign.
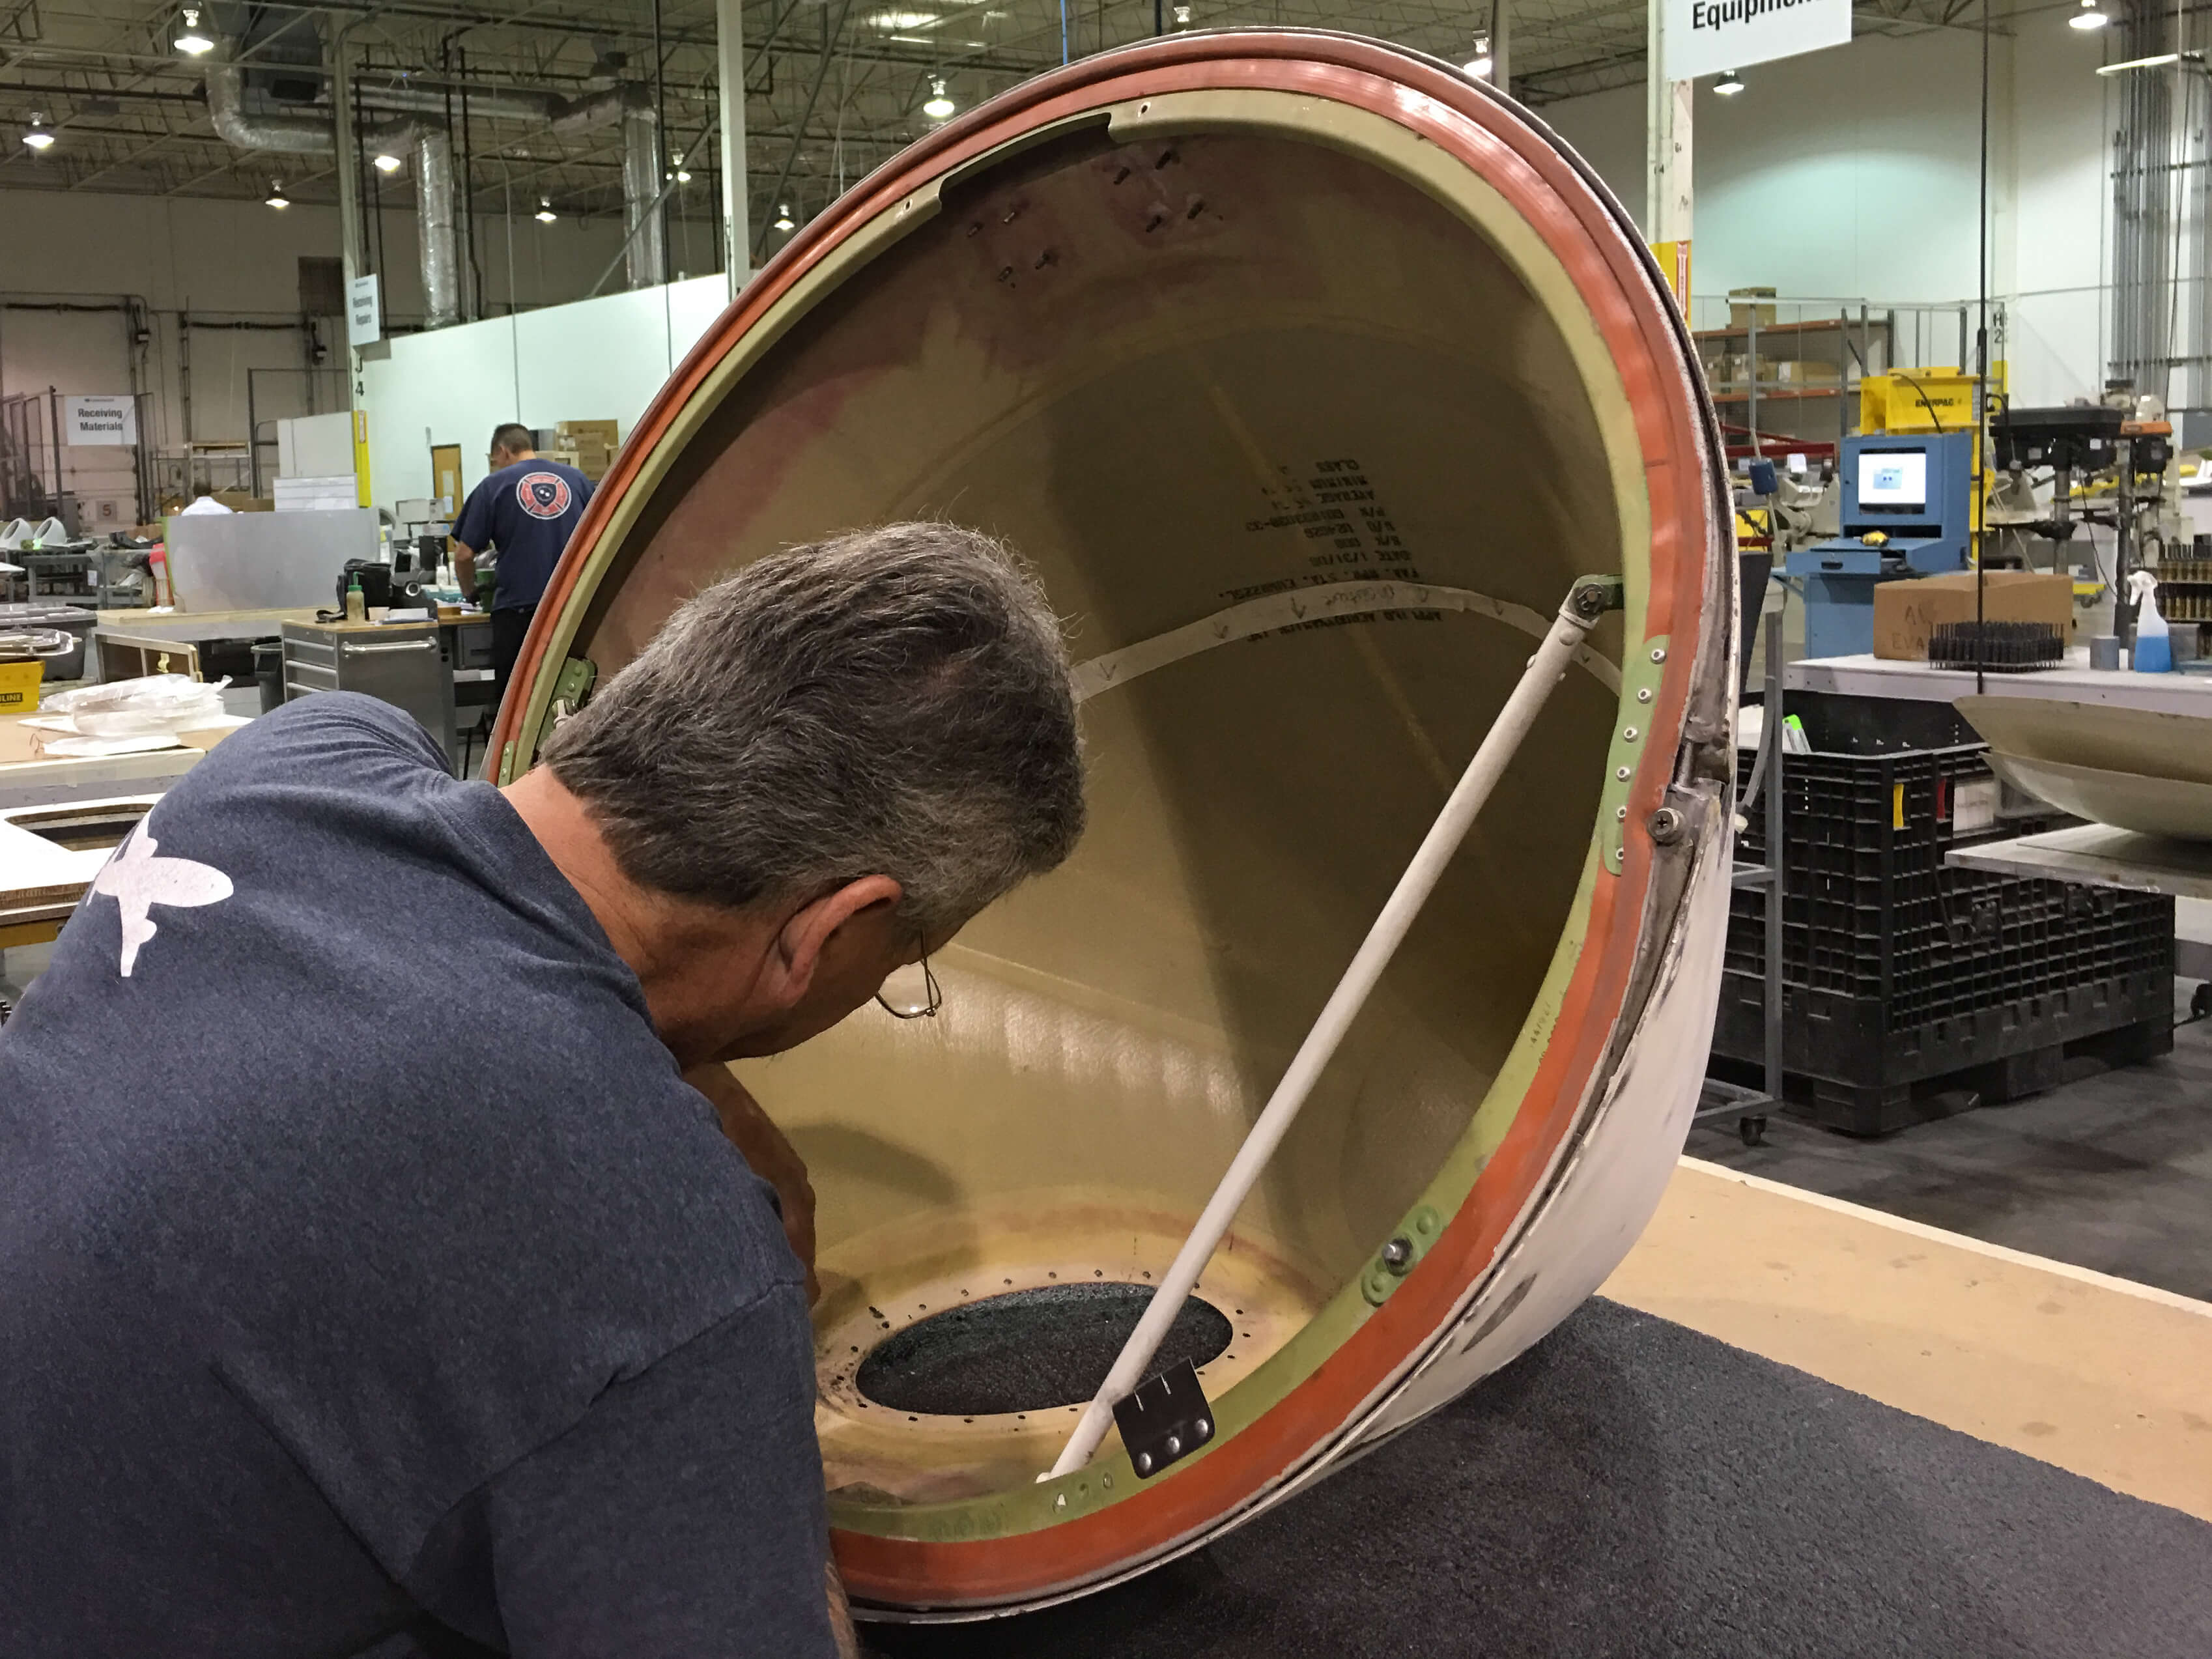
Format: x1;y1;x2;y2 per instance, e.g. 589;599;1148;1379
62;395;137;446
348;274;382;348
1662;0;1850;83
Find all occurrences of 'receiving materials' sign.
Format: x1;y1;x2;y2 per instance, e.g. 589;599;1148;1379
347;274;382;348
1662;0;1851;83
62;395;137;446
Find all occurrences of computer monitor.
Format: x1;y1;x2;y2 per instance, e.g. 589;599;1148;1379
1855;447;1929;512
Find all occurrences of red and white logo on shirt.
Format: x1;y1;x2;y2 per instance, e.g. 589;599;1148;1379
515;471;573;520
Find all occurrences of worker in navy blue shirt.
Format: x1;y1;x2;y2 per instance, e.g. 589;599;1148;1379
0;524;1086;1658
451;422;595;703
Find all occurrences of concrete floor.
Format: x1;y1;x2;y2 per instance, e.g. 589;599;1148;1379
1690;985;2212;1302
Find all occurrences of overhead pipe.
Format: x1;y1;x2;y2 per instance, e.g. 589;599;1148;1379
415;130;461;330
206;41;655;330
621;101;665;291
205;50;418;154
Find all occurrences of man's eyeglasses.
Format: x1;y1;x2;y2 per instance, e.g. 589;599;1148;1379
875;944;942;1019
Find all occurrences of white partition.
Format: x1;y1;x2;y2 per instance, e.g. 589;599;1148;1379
358;276;734;516
165;508;378;612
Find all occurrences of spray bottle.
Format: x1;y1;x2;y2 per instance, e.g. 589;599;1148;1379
2127;569;2171;672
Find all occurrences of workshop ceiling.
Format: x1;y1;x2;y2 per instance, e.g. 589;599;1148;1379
0;0;1994;234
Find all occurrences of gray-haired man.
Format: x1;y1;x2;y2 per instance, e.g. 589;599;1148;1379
0;525;1085;1658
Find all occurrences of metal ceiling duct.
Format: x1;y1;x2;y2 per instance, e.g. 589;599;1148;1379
493;30;1735;1619
415;130;461;332
621;101;667;291
205;52;418;155
207;48;653;328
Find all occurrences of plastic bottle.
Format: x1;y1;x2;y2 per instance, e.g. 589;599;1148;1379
2128;569;2170;673
345;573;367;623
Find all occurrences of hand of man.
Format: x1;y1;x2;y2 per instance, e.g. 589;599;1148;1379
683;1063;820;1305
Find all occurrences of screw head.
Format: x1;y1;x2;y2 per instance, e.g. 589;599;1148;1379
1380;1236;1414;1273
1195;1417;1212;1439
1647;806;1686;843
1165;1434;1183;1456
1135;1451;1153;1473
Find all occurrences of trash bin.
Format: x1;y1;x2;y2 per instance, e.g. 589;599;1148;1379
253;640;285;714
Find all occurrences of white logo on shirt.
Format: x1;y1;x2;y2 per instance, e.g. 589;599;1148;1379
89;814;233;978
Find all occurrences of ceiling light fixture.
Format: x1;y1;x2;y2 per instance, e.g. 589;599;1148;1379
2096;49;2194;74
174;7;214;55
266;182;290;208
1713;68;1746;95
675;167;691;182
535;197;557;223
870;8;939;27
2069;0;2108;27
922;77;956;119
21;117;53;150
774;203;796;231
1465;33;1493;78
373;151;403;173
1172;3;1191;25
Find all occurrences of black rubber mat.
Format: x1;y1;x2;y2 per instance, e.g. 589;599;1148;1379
856;1283;1233;1417
868;1297;2212;1658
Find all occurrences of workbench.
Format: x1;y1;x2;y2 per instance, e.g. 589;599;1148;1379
1946;823;2212;982
0;711;206;812
1787;649;2212;718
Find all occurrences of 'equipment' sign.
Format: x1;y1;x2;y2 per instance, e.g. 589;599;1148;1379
1662;0;1850;83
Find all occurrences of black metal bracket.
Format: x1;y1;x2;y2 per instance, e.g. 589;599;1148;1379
1113;1358;1215;1479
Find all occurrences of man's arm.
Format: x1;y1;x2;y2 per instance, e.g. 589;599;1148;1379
453;1284;844;1658
449;479;494;604
686;1063;818;1305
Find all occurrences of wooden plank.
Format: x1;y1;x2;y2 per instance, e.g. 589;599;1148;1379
1606;1159;2212;1522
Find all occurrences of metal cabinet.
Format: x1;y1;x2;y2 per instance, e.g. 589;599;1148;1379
280;619;458;773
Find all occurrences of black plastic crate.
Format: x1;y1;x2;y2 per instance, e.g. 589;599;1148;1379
1717;724;2174;1134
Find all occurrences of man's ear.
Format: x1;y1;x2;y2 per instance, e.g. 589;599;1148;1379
761;873;905;1010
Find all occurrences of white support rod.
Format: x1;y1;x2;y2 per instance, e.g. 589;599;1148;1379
1045;582;1615;1481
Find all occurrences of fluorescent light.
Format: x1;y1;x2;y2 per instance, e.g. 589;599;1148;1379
21;121;53;150
1465;33;1492;78
774;203;795;231
534;198;556;223
1714;68;1746;95
922;77;956;120
870;8;938;26
2097;50;2194;75
175;7;213;54
2069;0;2108;27
266;184;290;208
373;152;403;173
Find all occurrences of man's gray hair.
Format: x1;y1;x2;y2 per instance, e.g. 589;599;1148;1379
540;522;1085;935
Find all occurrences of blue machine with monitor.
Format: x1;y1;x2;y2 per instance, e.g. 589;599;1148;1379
1783;429;1975;659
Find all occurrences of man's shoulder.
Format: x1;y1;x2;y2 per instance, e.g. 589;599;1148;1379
203;692;446;782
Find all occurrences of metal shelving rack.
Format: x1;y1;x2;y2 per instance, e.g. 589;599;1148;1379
1697;608;1784;1146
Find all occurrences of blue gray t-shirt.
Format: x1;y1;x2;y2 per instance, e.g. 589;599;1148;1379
0;695;833;1658
452;459;593;612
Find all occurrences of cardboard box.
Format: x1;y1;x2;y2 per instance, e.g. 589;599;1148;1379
1872;571;2077;661
558;419;621;446
1772;358;1839;386
1728;285;1778;328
